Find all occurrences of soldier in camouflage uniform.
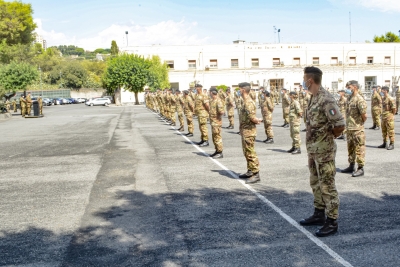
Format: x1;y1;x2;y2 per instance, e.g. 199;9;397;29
5;99;10;112
299;67;345;237
288;91;303;154
378;86;396;150
336;89;347;140
26;92;32;116
395;86;400;115
168;89;177;126
261;90;274;144
12;98;17;112
301;88;311;132
194;84;210;146
218;88;227;108
183;90;195;137
19;94;26;117
237;82;262;184
341;80;367;177
235;89;243;134
225;88;235;129
175;90;185;131
249;88;256;102
369;86;382;130
257;87;264;108
208;88;225;158
281;88;290;127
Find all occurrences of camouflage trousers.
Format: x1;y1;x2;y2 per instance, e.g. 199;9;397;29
170;108;176;123
308;153;340;219
198;116;209;141
185;113;194;133
262;115;274;138
371;108;382;127
13;104;17;112
39;105;43;115
227;107;234;126
27;104;31;115
396;98;400;113
290;120;301;148
241;136;260;173
347;130;365;167
283;108;289;124
21;105;26;117
211;124;223;152
382;113;395;144
177;110;184;127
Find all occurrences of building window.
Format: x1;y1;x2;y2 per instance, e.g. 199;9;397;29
293;57;300;66
367;57;373;64
251;58;259;67
209;59;218;68
273;58;280;66
188;60;196;69
349;57;356;65
385;56;391;65
231;59;239;68
385;80;391;87
331;57;338;65
332;81;338;91
166;60;174;69
313;57;319;65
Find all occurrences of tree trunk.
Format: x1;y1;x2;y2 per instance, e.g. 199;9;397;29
114;87;121;106
134;91;139;105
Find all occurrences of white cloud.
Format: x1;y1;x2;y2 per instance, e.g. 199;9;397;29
34;19;209;51
329;0;400;13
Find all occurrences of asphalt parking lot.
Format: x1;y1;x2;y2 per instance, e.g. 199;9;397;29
1;103;400;267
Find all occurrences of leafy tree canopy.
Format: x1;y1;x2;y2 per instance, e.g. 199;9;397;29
110;40;119;56
0;61;38;95
373;32;400;43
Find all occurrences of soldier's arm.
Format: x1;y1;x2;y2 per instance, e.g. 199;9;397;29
247;103;261;124
358;99;368;122
324;100;345;138
203;99;210;112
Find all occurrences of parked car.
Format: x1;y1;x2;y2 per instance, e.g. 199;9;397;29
85;98;111;106
53;98;62;105
43;98;52;106
76;98;86;103
60;98;70;105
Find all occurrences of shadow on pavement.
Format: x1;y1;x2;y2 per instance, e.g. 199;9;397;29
267;148;289;153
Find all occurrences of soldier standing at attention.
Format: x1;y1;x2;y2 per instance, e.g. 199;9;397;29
257;87;264;108
395;86;400;115
341;80;367;177
261;90;274;144
301;88;311;132
336;89;347;140
5;99;10;112
183;90;195;137
175;90;185;131
378;86;396;150
298;85;304;107
38;95;43;116
287;91;303;154
208;88;225;159
12;98;17;112
19;94;26;117
235;89;243;134
299;66;345;237
249;88;256;102
218;87;227;109
225;88;235;129
237;82;262;184
281;88;290;127
26;92;32;116
194;84;210;147
369;86;382;130
168;89;177;127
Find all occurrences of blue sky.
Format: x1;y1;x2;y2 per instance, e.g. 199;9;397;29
29;0;400;50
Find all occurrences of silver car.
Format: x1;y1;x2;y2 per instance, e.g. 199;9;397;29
85;98;111;106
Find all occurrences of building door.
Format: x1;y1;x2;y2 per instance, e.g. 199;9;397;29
364;76;376;92
269;79;284;92
170;82;179;90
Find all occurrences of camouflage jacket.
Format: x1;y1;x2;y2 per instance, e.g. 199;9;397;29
306;87;345;156
226;94;235;109
183;96;194;115
289;99;302;122
261;97;274;118
209;97;224;126
176;95;184;112
240;96;257;137
382;95;395;116
249;90;256;101
303;93;311;109
346;93;367;131
337;96;347;115
218;90;227;102
195;93;209;117
282;94;290;109
19;97;26;107
169;94;177;111
371;91;382;111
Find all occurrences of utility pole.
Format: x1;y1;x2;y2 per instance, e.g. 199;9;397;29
278;29;281;43
125;31;128;47
273;26;277;43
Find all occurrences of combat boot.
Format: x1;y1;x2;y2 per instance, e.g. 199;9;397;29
178;126;184;131
369;124;376;130
199;141;209;147
337;134;344;140
299;208;326;226
209;151;217;157
228;125;234;129
387;143;394;150
245;172;260;184
377;142;386;148
315;217;338;237
186;133;194;137
375;126;380;130
341;163;355;173
212;152;223;159
283;124;289;128
301;128;307;132
224;125;231;129
352;167;364;177
196;140;204;145
292;148;301;154
263;138;269;143
287;147;295;153
239;171;253;179
265;138;274;144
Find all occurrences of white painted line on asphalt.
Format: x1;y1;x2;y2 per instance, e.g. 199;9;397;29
149;110;354;267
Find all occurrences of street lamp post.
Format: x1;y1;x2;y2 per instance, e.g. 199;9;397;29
125;31;128;47
342;50;355;89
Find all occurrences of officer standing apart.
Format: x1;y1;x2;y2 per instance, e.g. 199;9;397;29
281;88;290;127
299;67;345;237
378;86;396;150
369;86;382;130
194;84;210;147
341;80;367;177
336;89;347;140
237;82;262;184
12;98;17;112
26;92;32;116
261;90;274;144
38;95;43;116
208;88;225;159
287;91;302;154
19;94;26;117
183;90;195;137
225;87;235;129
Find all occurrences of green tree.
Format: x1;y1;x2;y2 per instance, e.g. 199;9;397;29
32;47;63;72
0;0;37;45
147;55;169;91
0;61;38;95
373;32;400;43
48;61;87;89
0;40;37;64
216;84;228;91
110;40;119;56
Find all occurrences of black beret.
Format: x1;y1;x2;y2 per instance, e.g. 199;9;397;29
209;88;218;94
238;82;251;88
263;91;270;97
226;88;231;91
281;88;288;91
381;86;390;91
175;89;181;93
347;80;359;87
195;84;203;88
338;89;345;92
289;91;298;96
183;90;189;95
304;66;323;75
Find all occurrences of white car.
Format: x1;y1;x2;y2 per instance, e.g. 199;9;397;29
85;98;111;106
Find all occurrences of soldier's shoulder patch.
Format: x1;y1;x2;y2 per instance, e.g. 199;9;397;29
329;109;337;116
